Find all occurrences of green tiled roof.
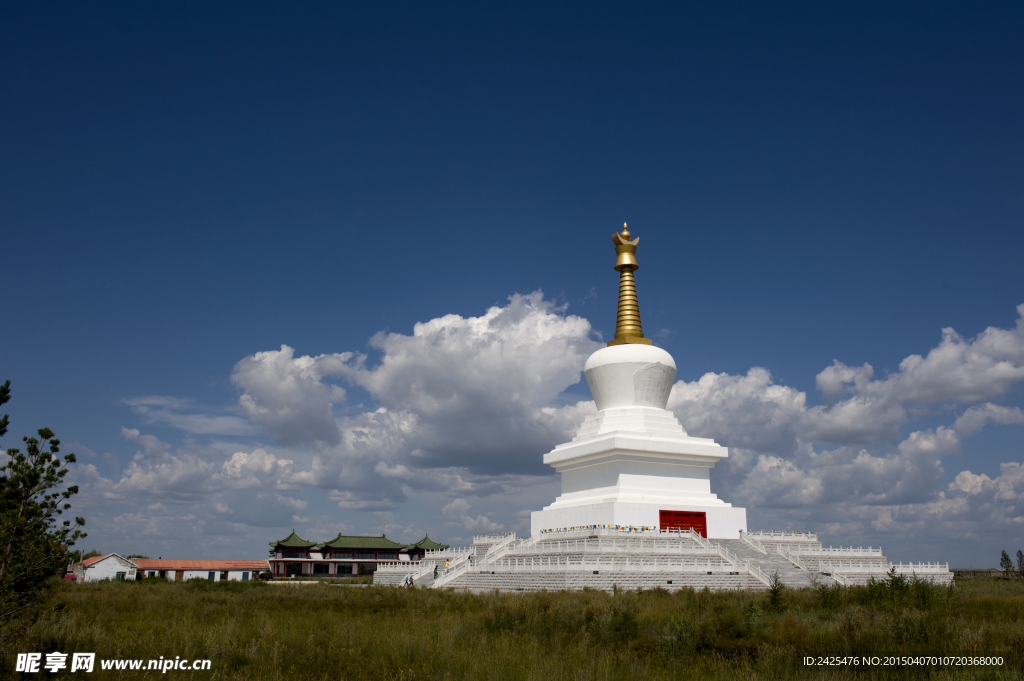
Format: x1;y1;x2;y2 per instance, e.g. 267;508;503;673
269;530;316;548
319;534;405;550
403;535;449;551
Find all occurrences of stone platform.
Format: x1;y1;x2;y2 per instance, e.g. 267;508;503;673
373;529;952;592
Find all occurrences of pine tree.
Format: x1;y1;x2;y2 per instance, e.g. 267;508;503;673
999;550;1013;578
0;380;86;621
1017;549;1023;579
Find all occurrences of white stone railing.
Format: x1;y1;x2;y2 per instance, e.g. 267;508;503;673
482;533;521;563
506;538;716;556
424;547;473;560
830;573;852;586
515;534;540;551
822;562;949;574
537;528;662;540
432;555;472;588
375;562;436;580
485;554;737;572
759;542;823;554
803;557;887;572
745;561;772;587
715;542;740;566
473;532;516;542
688;532;713;550
740;532;768;554
746;530;818;541
798;547;883;557
776;545;807;570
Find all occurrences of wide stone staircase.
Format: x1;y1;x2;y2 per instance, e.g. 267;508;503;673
376;530;769;593
732;532;952;587
718;537;833;588
373;529;952;592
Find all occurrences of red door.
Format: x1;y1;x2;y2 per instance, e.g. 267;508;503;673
659;510;707;537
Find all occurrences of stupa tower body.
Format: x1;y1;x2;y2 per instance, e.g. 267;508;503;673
531;225;748;539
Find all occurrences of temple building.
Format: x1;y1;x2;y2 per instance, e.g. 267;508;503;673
268;531;448;578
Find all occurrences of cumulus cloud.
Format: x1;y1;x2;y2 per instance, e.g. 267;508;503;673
443;497;504;532
953;403;1024;436
891;314;1024;404
668;305;1024;546
90;293;597;551
229;291;600;517
231;345;351;446
335;291;601;473
72;428;317;542
942;462;1024;522
82;428;299;504
855;462;1024;542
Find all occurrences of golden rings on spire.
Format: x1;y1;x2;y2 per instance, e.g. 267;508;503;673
607;223;652;347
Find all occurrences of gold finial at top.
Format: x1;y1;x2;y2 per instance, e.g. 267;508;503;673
612;223;640;271
607;222;652;347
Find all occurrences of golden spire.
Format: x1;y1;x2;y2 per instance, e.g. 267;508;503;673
607;223;653;347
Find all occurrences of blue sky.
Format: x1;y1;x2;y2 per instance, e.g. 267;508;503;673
2;2;1022;566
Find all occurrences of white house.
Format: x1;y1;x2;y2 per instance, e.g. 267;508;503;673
72;554;137;582
134;559;268;581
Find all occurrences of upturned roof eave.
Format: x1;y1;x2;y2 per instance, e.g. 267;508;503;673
319;534;405;550
271;530;317;548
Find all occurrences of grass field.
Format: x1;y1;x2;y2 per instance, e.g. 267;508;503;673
2;577;1023;680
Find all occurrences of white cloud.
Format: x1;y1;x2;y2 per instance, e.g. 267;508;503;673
667;368;806;456
79;429;299;507
443;497;504;532
335;291;601;473
801;394;908;446
124;396;257;436
327;489;399;512
815;361;875;405
954;403;1024;436
667;305;1024;550
811;305;1024;410
218;292;601;515
890;314;1024;404
859;462;1024;540
231;345;351;446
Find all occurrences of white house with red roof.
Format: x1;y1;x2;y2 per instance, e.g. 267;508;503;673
71;553;137;582
134;558;268;582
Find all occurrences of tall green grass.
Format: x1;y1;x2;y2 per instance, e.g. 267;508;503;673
2;577;1022;679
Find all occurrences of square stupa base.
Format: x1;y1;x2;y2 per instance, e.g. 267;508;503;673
530;502;747;540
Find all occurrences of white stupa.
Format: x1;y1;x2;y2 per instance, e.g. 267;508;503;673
531;224;747;539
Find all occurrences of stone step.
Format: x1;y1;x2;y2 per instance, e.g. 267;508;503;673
445;570;766;593
718;539;834;588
